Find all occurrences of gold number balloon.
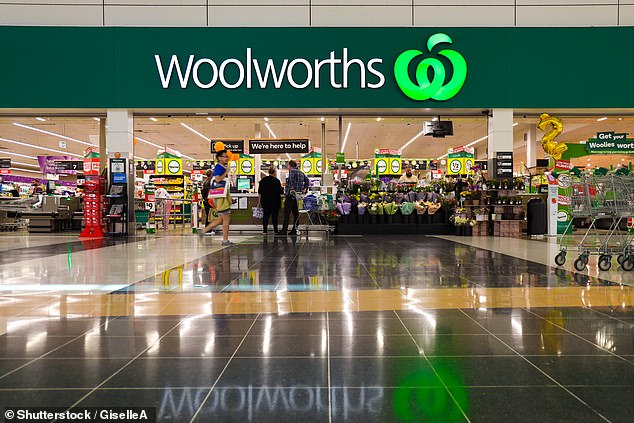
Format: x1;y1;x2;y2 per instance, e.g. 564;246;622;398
537;113;568;160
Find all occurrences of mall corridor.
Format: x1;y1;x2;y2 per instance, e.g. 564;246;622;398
0;233;632;422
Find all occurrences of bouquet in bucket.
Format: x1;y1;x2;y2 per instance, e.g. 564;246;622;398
336;202;352;216
413;201;427;215
425;201;442;215
357;202;367;215
451;215;476;227
368;202;384;215
399;202;415;215
383;202;398;215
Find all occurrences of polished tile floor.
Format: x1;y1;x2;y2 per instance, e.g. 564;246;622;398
0;232;632;422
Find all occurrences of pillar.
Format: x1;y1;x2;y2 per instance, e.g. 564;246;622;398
487;109;514;177
106;110;135;233
526;125;537;169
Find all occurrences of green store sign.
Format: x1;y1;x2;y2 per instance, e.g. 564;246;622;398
0;27;633;108
586;132;634;154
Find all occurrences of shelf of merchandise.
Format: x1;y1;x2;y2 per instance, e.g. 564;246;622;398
149;175;187;223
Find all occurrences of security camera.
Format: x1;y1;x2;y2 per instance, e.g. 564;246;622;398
220;115;225;119
167;114;172;118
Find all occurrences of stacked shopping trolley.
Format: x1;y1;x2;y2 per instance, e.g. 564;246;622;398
554;170;634;271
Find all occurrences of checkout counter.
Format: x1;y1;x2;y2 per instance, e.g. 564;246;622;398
20;196;82;233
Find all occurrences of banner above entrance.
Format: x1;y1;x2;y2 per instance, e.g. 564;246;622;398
0;26;633;109
586;132;634;154
249;139;309;154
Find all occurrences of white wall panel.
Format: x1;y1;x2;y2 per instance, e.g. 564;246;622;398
312;6;411;26
518;0;615;5
415;0;513;5
2;0;100;4
105;0;205;5
415;5;514;26
209;6;309;26
619;5;634;25
516;5;617;25
105;5;207;26
313;0;410;5
0;4;102;25
210;0;308;5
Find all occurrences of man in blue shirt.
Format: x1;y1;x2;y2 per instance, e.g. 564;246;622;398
281;160;309;236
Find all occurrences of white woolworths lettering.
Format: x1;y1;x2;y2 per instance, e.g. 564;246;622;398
155;49;385;90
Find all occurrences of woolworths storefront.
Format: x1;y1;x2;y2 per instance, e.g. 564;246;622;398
0;26;633;234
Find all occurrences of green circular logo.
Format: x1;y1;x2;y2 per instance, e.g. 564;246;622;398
316;159;322;173
302;160;312;173
391;159;401;174
394;33;467;101
376;159;387;173
167;159;181;174
156;160;164;174
241;160;253;174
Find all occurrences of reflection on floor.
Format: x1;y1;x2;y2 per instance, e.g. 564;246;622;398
0;234;632;422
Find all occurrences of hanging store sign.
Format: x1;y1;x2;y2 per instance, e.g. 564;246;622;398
54;160;83;172
136;160;156;174
192;160;213;174
0;158;11;173
248;139;309;154
585;132;634;154
211;140;244;154
495;151;513;177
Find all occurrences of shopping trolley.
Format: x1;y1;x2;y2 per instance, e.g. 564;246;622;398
554;170;634;271
295;192;335;238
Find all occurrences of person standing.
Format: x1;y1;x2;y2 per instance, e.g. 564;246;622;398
281;160;309;236
200;169;213;226
258;166;283;235
201;150;233;246
154;186;172;230
398;166;419;185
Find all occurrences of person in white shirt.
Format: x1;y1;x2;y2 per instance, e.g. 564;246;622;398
398;166;419;184
154;186;172;230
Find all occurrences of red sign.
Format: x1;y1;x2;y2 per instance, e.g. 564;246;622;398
555;160;571;171
375;148;401;156
191;169;204;175
558;195;571;206
0;169;10;175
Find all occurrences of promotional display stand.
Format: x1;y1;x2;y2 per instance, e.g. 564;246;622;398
105;157;128;236
79;175;107;238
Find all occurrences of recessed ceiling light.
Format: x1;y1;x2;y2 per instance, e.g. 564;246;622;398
376;117;383;122
619;117;624;121
513;123;519;127
13;123;93;146
93;117;100;122
180;122;210;143
320;117;325;122
622;158;625;161
597;117;608;122
149;117;158;122
35;117;46;122
586;163;591;167
264;117;269;122
0;136;82;158
432;117;438;122
207;117;214;122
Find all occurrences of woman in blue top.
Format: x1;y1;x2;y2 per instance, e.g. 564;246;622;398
200;150;233;246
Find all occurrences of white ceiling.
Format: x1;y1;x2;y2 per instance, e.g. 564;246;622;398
1;113;633;177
